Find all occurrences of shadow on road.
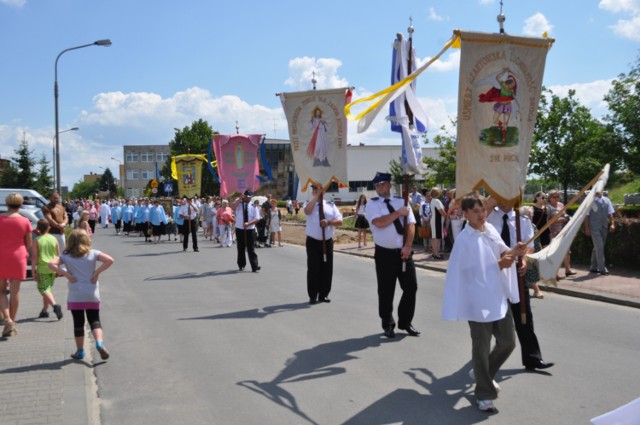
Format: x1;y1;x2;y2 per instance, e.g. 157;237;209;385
179;302;311;321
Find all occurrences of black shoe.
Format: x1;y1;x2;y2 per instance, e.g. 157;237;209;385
194;248;199;252
38;311;49;319
383;326;396;338
525;360;555;371
239;267;245;271
599;271;610;276
53;304;63;320
252;266;261;273
319;297;331;303
589;269;598;273
398;324;420;336
309;298;318;305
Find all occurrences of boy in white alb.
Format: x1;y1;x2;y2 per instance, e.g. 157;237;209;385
441;192;527;413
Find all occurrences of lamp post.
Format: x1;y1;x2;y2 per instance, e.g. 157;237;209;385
52;127;79;187
110;157;124;189
54;39;112;194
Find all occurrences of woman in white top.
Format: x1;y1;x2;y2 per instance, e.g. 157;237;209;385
269;199;282;247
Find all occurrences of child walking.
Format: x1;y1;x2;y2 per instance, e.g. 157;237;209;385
48;229;114;360
32;219;63;320
441;192;527;413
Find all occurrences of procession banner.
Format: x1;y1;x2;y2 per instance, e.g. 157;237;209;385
389;32;428;175
212;134;263;198
280;88;351;191
528;165;609;282
171;154;207;198
456;31;553;207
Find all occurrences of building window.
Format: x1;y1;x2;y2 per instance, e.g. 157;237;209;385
126;169;139;180
140;152;154;162
156;152;168;162
126;152;138;163
141;169;153;180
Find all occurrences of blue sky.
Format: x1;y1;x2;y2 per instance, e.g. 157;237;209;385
1;0;638;189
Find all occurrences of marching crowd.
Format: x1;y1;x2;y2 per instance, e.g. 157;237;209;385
0;176;616;414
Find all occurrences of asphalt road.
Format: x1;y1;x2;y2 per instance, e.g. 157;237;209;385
87;229;640;425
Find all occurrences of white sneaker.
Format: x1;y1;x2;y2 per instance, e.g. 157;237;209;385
477;399;496;412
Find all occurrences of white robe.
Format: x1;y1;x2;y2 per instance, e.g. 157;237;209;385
441;222;519;323
99;203;111;227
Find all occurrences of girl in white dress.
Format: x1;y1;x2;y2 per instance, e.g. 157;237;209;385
269;199;282;246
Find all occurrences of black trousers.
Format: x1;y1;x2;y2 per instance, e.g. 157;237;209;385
374;245;417;329
182;220;198;251
236;228;258;271
306;236;333;301
510;291;543;367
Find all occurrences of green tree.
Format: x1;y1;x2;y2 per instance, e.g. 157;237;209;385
0;162;19;187
98;168;117;193
162;119;219;197
11;135;37;189
604;54;640;174
69;180;100;199
529;89;623;201
33;153;54;197
422;124;457;187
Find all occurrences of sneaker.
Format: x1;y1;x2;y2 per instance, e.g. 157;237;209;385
71;349;85;360
97;345;110;360
477;399;496;412
53;304;63;320
38;310;50;318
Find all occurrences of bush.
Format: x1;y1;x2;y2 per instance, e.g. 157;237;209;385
568;217;640;270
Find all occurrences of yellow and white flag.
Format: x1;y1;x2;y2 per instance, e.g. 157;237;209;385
456;31;553;207
528;165;610;282
280;88;351;191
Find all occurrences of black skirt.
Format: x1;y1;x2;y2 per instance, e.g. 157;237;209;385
355;214;370;229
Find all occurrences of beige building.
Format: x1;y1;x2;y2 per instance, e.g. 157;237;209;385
122;144;170;198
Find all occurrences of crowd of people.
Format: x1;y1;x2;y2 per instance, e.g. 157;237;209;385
0;181;617;414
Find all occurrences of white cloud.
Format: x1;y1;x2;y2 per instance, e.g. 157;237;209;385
599;0;640;14
284;57;349;90
417;50;460;72
478;0;495;4
428;7;444;21
523;12;553;37
547;78;614;117
600;0;640;41
0;0;27;7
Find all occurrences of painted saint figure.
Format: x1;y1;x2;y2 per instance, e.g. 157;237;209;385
478;68;518;144
306;106;330;167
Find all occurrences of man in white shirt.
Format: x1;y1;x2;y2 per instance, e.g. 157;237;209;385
366;172;419;338
303;185;343;304
232;190;260;272
179;196;199;252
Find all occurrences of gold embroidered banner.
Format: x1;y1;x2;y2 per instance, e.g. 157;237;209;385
456;31;553;206
171;154;207;198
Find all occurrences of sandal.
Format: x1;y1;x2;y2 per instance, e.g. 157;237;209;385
565;270;577;276
70;349;85;360
533;292;545;299
2;323;17;337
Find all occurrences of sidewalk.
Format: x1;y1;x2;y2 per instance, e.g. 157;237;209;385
0;285;98;425
335;242;640;309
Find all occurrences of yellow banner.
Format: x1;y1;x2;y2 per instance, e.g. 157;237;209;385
171;154;207;198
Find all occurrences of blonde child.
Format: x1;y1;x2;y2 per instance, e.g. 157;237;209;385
32;219;63;320
48;229;114;360
77;210;92;238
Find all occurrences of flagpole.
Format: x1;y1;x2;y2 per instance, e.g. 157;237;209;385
318;190;327;263
515;203;527;325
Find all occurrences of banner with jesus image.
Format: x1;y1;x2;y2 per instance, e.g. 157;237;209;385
456;31;553;207
212;134;263;198
280;88;351;191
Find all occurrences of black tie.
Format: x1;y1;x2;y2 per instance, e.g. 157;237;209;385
243;202;249;225
384;199;404;235
501;213;511;247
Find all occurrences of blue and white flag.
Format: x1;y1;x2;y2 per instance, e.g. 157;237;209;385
388;33;428;175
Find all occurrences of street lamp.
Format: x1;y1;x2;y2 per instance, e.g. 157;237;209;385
54;39;112;194
110;157;124;189
52;127;79;186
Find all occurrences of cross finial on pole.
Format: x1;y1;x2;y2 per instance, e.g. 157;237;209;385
312;70;317;90
235;120;240;134
497;0;506;34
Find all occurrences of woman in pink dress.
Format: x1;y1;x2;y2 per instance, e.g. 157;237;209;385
0;193;33;337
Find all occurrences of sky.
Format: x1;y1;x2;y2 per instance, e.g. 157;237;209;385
1;0;639;189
